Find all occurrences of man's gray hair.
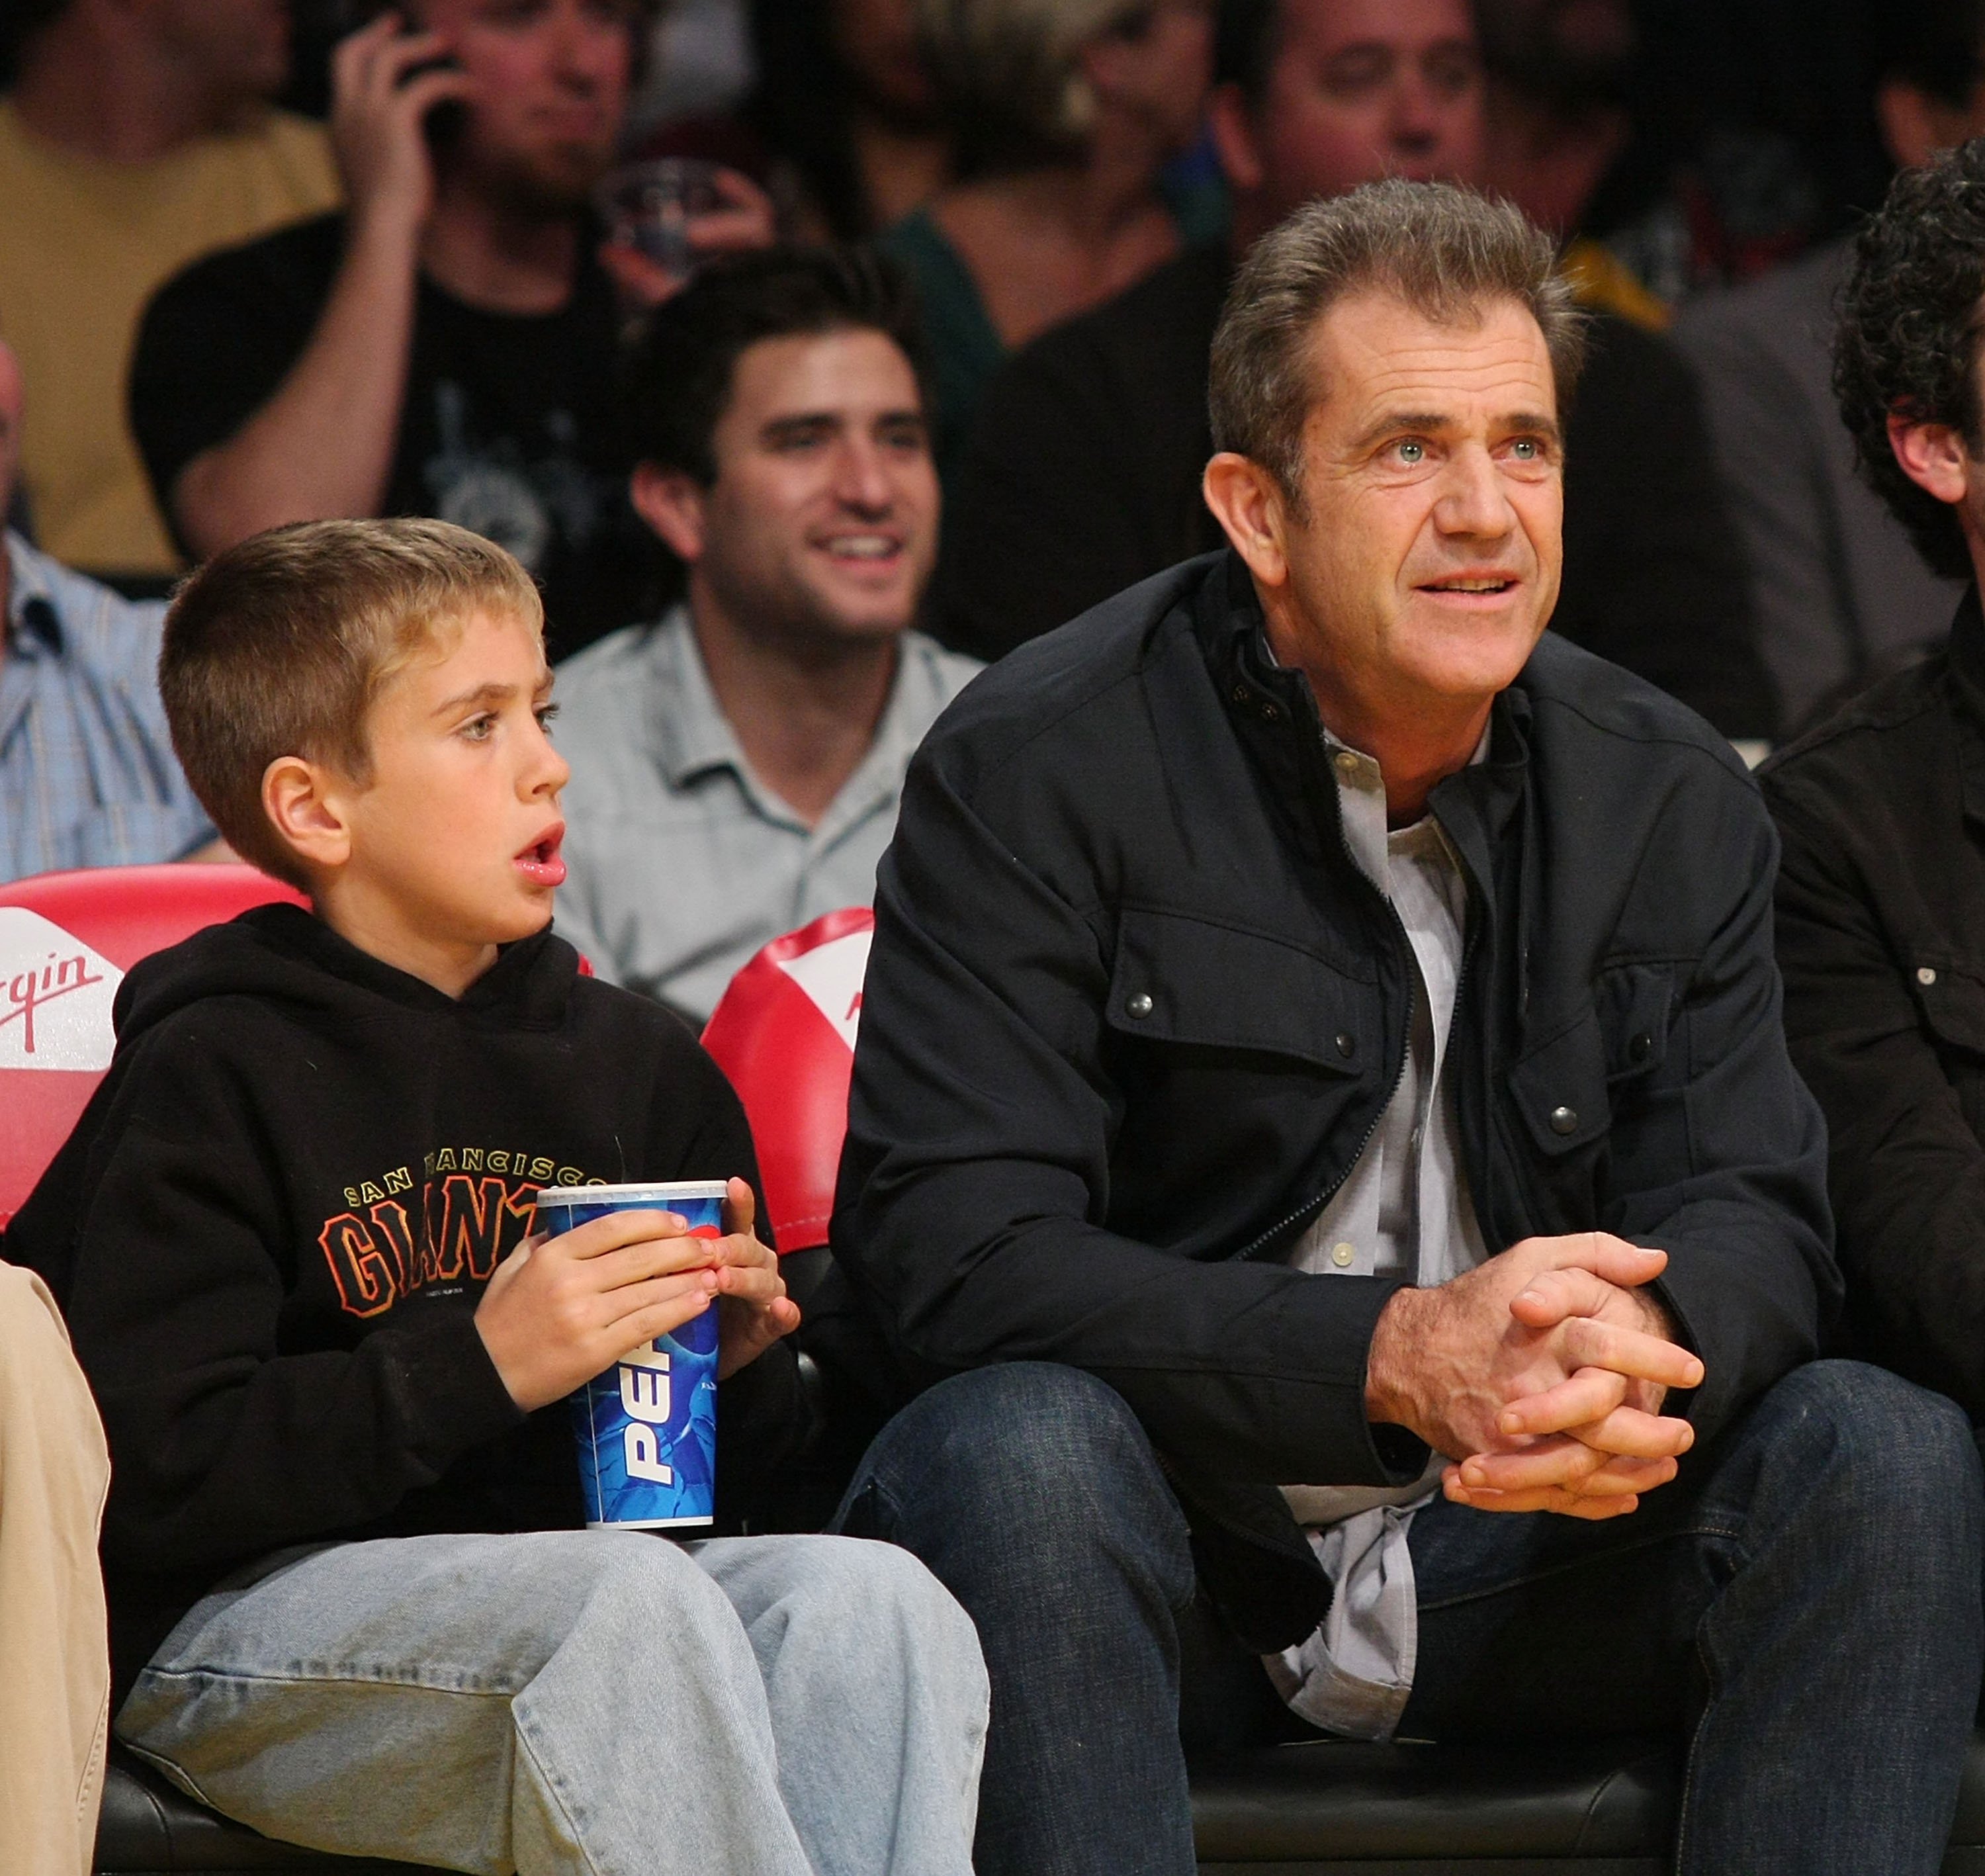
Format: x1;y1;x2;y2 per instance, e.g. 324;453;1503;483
1209;180;1589;512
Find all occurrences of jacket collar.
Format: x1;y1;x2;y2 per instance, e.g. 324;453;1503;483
1190;551;1530;896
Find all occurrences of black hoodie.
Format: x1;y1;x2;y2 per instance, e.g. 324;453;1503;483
6;904;810;1701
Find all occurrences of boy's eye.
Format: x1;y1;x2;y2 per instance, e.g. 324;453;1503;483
461;713;496;741
535;703;560;733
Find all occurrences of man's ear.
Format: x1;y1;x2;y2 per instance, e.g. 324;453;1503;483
631;462;709;563
1888;411;1973;508
1202;451;1290;589
1207;81;1266;194
1874;77;1978;172
261;755;351;880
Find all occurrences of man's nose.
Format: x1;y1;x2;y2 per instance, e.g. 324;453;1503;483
1432;445;1515;537
832;439;897;515
1388;73;1444;154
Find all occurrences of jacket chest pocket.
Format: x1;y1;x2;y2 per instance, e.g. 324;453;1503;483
1911;961;1985;1139
1503;965;1677;1212
1105;907;1378;1073
1913;960;1985;1057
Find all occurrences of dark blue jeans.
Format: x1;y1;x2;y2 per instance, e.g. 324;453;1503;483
833;1359;1984;1876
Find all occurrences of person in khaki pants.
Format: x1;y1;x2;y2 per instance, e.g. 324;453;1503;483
0;1260;110;1876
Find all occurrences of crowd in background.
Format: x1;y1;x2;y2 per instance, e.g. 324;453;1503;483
1;0;1984;946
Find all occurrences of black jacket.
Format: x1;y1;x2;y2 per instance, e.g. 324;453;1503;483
930;246;1777;739
1763;590;1985;1419
6;906;808;1699
835;553;1835;1648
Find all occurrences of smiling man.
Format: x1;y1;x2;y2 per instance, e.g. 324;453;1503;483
826;180;1984;1876
550;247;978;1022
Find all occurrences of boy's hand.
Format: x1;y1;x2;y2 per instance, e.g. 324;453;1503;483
711;1178;801;1380
476;1205;725;1411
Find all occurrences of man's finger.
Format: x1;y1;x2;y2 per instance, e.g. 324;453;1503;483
1560;1315;1704;1391
1497;1364;1628;1437
1458;1434;1609;1494
1507;1265;1619;1331
1566;1404;1696;1460
1540;1233;1669;1289
1442;1467;1640;1520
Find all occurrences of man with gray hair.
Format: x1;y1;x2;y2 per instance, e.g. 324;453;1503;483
826;178;1984;1875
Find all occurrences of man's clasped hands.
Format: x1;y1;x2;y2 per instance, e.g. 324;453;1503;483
1366;1235;1706;1521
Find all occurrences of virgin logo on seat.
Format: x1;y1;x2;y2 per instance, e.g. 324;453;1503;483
0;910;123;1071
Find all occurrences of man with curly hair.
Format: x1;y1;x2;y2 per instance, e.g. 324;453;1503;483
1764;135;1985;1433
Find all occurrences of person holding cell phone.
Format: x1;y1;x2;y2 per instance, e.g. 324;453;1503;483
126;0;777;661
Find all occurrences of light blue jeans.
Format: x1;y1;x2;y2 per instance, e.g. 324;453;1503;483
116;1529;989;1876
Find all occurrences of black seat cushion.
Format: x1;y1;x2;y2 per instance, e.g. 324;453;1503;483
95;1748;452;1873
98;1731;1985;1873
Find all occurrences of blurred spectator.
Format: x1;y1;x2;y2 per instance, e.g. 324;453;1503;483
0;339;214;883
928;0;1773;740
553;249;979;1024
128;0;773;661
879;0;1217;485
0;1263;113;1876
0;0;339;590
1673;0;1982;740
1477;0;1667;330
644;0;956;242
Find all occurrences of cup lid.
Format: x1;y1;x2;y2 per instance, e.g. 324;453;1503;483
533;1180;730;1206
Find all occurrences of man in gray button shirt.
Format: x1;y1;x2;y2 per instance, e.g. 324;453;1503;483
551;250;980;1022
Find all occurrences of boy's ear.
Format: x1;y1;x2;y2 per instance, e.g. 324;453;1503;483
630;461;709;564
261;755;352;878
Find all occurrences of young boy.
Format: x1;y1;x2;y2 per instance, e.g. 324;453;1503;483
6;517;987;1876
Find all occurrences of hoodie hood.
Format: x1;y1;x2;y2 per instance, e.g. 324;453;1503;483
113;903;581;1049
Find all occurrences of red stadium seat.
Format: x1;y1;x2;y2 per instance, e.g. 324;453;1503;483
700;906;873;1253
0;865;304;1226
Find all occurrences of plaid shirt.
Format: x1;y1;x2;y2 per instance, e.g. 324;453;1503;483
0;532;212;883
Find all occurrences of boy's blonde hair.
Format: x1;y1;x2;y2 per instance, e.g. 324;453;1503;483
160;518;545;889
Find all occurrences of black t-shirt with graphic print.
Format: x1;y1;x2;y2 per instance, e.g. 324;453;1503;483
130;212;671;660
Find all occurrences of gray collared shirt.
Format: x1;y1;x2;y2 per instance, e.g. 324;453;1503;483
551;606;982;1022
0;531;213;883
1264;729;1490;1743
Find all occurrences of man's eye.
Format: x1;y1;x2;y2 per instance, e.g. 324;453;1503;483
1509;439;1544;461
1395;439;1427;465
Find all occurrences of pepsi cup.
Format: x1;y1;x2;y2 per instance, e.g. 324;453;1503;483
532;1181;726;1529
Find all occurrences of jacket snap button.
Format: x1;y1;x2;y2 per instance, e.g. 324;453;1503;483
1335;1032;1355;1058
1919;967;1939;987
1126;993;1155;1018
1549;1104;1579;1136
1330;1242;1356;1267
1232;685;1251;705
1629;1032;1653;1063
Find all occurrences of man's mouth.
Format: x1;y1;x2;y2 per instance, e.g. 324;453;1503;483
515;824;566;889
1418;574;1519;598
818;531;903;564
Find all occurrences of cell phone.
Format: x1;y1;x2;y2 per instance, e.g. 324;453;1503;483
331;0;468;146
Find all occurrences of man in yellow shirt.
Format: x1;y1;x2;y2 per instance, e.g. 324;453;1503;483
0;0;339;585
